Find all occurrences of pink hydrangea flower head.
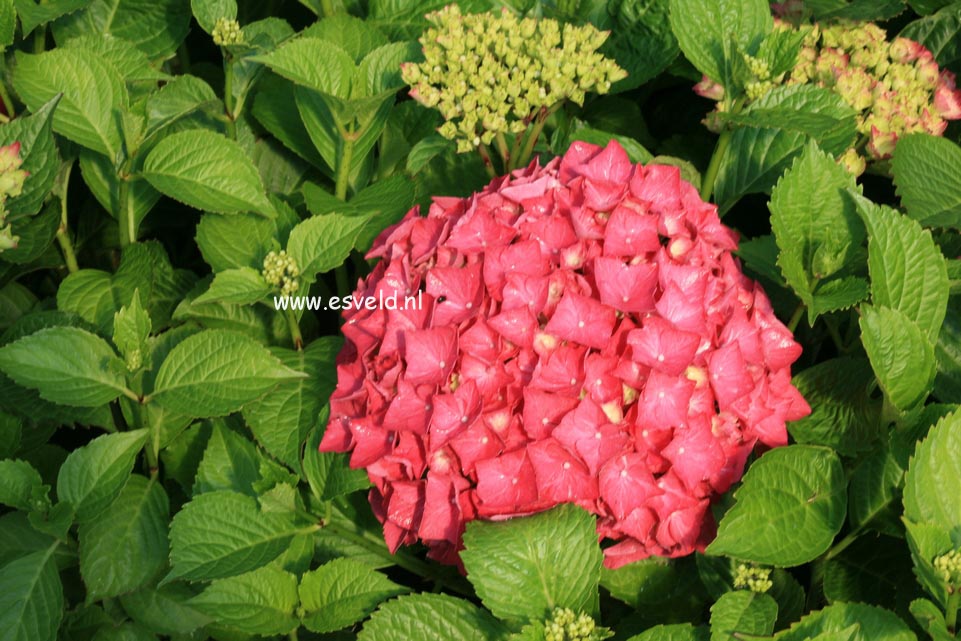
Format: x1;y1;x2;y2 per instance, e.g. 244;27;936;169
321;141;810;569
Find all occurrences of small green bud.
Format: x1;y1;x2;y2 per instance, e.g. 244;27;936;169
934;549;961;592
733;564;773;593
212;17;243;46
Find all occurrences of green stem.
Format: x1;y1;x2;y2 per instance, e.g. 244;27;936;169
494;131;510;171
824;529;861;561
57;231;80;274
0;82;15;119
787;302;805;333
223;58;237;140
699;128;732;203
335;128;356;201
516;105;558;170
320;0;336;16
477;141;497;178
946;591;959;634
285;308;304;351
33;26;45;53
822;315;846;354
117;174;135;247
323;520;472;597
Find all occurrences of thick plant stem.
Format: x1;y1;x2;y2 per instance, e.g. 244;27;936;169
515;105;557;170
335;130;356;201
787;302;805;333
494;132;510;170
946;591;959;634
56;163;79;273
477;141;496;178
285;308;304;351
117;176;135;247
320;0;336;16
700;128;732;203
223;59;237;140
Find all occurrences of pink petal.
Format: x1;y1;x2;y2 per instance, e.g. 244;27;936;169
544;291;616;350
404;327;457;386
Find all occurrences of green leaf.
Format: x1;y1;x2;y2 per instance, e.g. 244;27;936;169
709;591;778;641
193;421;262;496
860;305;937;411
769;142;865;323
143;75;219;139
627;625;710;641
0;326;129;407
300;14;389;62
56;269;116;333
142;129;275;217
79;149;161;231
13;0;91;37
909;598;956;641
243;338;339;469
167;489;304;582
461;504;602;623
13;48;127;157
707;445;847;566
901;4;961;74
357;593;509;641
892;133;961;230
57;429;148;521
0;548;63;641
113;241;197;328
190;0;236;33
903;518;954;608
0;201;61;265
78;475;169;601
774;602;916;641
286;213;367;281
934;300;961;402
303;421;370;501
113;290;152;370
193;267;270;306
903;408;961;534
151;329;306;417
187;565;298;635
0;95;61;219
253;38;355;97
716;87;857;213
61;35;169;83
847;441;903;535
822;535;914;610
788;358;883;456
602;0;678;92
853;196;949;341
667;0;771;85
119;584;211;636
804;0;906;20
300;558;408;634
251;74;328;170
52;0;191;60
0;0;13;48
0;459;47;511
196;211;276;273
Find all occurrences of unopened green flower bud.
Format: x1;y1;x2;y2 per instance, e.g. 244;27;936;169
543;607;610;641
212;17;243;46
262;250;301;296
837;148;866;177
934;549;961;591
733;564;773;593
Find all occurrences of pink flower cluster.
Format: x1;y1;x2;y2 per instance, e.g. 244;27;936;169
320;141;810;569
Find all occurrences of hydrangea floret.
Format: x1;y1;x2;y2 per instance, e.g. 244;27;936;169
695;19;961;172
212;17;244;46
544;608;612;641
262;250;300;297
733;563;773;593
934;549;961;593
0;142;28;252
320;140;810;569
400;6;626;171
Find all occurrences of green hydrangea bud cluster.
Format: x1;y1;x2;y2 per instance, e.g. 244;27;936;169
262;250;301;297
126;349;142;372
212;17;244;46
733;563;773;593
0;142;28;253
401;6;627;153
543;608;610;641
786;21;958;164
934;549;961;592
